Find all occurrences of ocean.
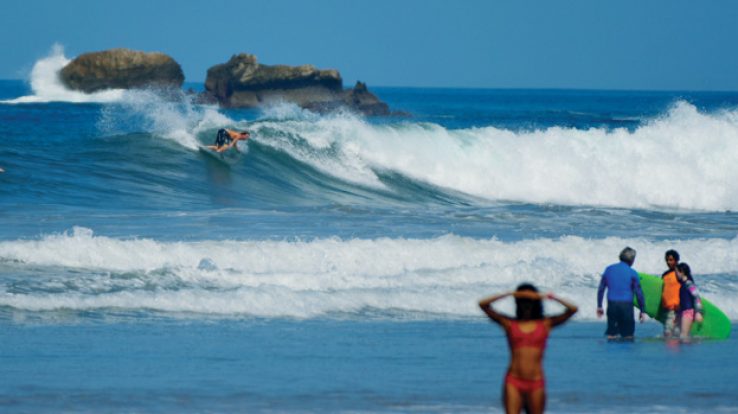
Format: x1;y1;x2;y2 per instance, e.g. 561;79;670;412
1;49;738;413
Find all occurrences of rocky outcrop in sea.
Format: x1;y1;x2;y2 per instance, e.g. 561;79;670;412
203;54;390;115
60;49;184;93
59;49;391;115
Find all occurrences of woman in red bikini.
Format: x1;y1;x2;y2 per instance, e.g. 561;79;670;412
479;283;578;414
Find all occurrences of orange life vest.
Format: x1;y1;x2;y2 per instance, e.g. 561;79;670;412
661;270;680;310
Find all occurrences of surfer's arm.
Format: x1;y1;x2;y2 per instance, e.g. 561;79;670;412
225;135;247;152
478;292;513;328
546;293;578;327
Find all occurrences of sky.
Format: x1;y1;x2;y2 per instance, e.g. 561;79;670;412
2;0;738;91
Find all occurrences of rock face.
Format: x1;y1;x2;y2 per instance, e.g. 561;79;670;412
60;49;184;93
342;81;390;116
204;54;389;115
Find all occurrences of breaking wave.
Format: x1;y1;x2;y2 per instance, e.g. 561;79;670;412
1;227;737;320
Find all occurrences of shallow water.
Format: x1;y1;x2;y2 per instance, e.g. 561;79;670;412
1;320;736;413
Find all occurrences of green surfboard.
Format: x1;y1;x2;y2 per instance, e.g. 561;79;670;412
635;273;731;339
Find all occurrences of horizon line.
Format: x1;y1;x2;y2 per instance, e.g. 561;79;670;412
0;78;737;95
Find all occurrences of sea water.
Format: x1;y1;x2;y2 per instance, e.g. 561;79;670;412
1;47;738;413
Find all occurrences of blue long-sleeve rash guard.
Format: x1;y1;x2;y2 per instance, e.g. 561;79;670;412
597;261;646;309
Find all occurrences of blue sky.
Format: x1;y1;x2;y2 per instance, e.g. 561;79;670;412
2;0;737;90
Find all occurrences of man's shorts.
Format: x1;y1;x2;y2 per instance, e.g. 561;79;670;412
214;129;231;147
605;300;635;337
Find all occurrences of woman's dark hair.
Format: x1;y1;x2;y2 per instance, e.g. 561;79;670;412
515;283;543;320
677;262;694;282
665;249;680;262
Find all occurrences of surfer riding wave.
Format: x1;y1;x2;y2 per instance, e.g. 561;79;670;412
208;128;250;152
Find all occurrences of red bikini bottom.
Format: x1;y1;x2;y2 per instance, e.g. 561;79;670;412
505;372;545;393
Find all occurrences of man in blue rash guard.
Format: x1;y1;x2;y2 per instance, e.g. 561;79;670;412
597;247;646;340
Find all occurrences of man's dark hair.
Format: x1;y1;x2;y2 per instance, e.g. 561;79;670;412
619;247;636;265
665;249;680;262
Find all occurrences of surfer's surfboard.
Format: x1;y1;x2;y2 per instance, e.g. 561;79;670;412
198;145;242;166
635;272;731;339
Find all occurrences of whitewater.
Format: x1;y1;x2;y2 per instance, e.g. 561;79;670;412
1;227;738;319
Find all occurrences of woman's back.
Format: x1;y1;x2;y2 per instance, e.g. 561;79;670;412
506;320;549;379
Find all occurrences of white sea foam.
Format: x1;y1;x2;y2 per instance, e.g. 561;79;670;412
1;44;125;104
259;100;320;121
254;111;386;189
1;227;737;320
97;89;231;150
250;102;738;211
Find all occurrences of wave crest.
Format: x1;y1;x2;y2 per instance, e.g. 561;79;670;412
248;102;738;211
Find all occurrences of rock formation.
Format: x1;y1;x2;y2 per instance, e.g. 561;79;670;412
341;81;391;116
60;48;184;93
204;54;389;115
59;49;392;115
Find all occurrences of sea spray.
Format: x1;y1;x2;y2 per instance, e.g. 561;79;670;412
97;89;231;149
1;44;125;104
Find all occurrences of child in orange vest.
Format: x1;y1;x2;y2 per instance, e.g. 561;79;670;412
661;249;681;338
